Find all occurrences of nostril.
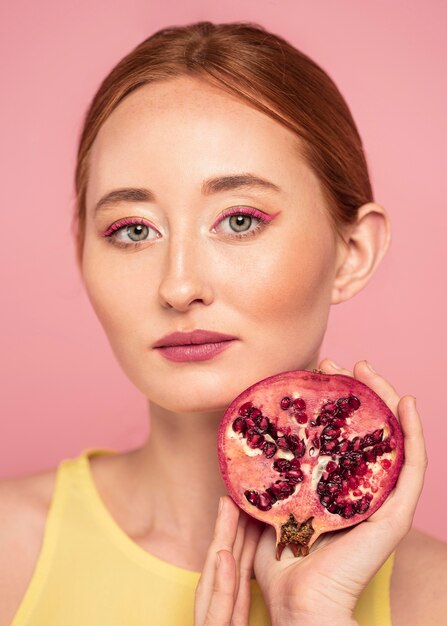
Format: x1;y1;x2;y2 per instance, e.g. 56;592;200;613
158;280;213;311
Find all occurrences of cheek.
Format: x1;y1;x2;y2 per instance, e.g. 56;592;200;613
227;230;336;328
82;242;144;343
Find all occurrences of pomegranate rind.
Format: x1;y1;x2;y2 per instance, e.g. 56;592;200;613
217;369;404;557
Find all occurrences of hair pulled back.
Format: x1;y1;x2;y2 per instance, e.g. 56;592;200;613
73;20;373;268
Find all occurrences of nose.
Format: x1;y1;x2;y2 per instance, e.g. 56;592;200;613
158;232;214;312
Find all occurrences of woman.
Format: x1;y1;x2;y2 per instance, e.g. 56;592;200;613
1;20;445;626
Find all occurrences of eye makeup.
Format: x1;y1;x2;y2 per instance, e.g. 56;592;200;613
99;206;281;250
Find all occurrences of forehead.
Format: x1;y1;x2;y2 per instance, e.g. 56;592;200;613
87;75;316;206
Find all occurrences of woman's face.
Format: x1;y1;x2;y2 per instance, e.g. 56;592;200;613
82;75;343;413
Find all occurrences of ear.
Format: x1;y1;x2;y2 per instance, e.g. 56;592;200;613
331;202;391;305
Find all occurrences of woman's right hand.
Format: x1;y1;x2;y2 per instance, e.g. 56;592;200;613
194;496;264;626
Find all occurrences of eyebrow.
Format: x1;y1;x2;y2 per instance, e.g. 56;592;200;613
93;173;282;215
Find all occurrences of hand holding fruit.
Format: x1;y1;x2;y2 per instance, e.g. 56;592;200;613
251;360;427;625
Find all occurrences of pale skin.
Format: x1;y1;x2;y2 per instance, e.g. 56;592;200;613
0;75;446;625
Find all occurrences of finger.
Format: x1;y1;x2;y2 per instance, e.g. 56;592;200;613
230;512;248;605
318;357;353;377
195;497;240;625
371;395;427;529
352;360;400;415
232;518;264;625
203;550;237;626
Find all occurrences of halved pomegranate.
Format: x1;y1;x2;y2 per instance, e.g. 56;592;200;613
217;369;404;559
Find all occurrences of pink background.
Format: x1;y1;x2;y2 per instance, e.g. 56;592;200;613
1;1;445;540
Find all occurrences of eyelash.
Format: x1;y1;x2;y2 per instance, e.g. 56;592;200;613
101;207;273;250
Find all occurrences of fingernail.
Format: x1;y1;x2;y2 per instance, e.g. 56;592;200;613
327;359;341;369
216;552;221;568
366;361;376;373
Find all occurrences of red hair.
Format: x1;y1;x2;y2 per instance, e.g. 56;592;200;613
73;20;373;268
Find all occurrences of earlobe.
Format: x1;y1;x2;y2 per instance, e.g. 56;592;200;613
331;202;391;305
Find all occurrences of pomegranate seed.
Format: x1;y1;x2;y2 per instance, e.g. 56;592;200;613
371;428;384;444
322;426;341;440
356;463;368;476
320;495;332;507
365;492;374;501
232;417;246;434
337;397;350;410
353;489;362;497
381;459;392;470
295;411;308;424
326;461;338;473
272;480;295;499
265;487;278;503
374;444;385;457
311;435;320;449
257;416;270;432
348;395;361;411
292;397;306;410
293;439;306;458
249;408;262;420
276;436;289;451
286;434;301;452
262;441;277;458
321;440;337;453
341;503;355;518
361;432;376;448
350;436;361;451
322;401;337;413
332;418;345;428
273;458;291;472
340;457;353;469
257;492;274;511
280;396;291;410
317;482;326;495
246;430;265;448
363;449;376;463
268;423;278;439
245;417;256;430
356;496;371;513
286;469;304;484
338;439;350;453
289;458;301;470
239;401;253;416
348;475;359;488
326;482;341;494
244;490;259;506
327;502;340;514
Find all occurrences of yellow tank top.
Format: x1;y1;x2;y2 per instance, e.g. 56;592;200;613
11;448;394;626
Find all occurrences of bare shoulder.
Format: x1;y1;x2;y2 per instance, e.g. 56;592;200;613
391;527;447;626
0;467;57;626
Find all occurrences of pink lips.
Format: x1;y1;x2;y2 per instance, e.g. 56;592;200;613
153;329;238;362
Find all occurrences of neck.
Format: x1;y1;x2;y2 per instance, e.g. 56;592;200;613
126;402;228;567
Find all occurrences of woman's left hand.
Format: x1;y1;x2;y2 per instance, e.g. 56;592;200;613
253;359;427;626
194;494;264;625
